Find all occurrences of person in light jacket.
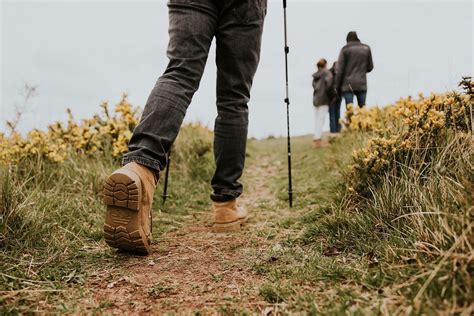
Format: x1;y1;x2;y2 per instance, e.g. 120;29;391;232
312;58;333;148
334;31;374;108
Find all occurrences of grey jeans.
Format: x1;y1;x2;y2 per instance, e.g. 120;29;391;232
123;0;267;202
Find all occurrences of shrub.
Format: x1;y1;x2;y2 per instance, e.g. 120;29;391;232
332;78;473;312
0;96;214;296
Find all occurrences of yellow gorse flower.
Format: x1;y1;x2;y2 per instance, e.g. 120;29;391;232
344;85;472;197
0;94;140;164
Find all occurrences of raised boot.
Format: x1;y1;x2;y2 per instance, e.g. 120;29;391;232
212;199;248;233
103;162;157;255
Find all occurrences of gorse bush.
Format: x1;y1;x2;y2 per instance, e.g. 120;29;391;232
0;97;214;304
0;93;214;179
345;83;471;198
323;78;473;312
0;94;139;164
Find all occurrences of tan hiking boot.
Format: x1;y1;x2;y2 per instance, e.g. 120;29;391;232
313;139;329;149
212;199;248;233
103;162;157;255
313;139;322;148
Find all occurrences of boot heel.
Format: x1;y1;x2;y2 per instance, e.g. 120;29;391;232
213;216;248;233
103;172;140;210
213;221;241;233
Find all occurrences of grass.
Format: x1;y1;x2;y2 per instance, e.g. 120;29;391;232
1;93;472;313
0;123;215;314
243;82;474;314
1;132;472;314
250;131;473;314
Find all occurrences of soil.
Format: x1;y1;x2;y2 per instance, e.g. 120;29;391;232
77;156;288;314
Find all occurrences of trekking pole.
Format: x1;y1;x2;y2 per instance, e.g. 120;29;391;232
283;0;293;208
162;149;171;204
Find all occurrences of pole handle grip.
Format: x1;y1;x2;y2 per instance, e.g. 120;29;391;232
283;0;287;8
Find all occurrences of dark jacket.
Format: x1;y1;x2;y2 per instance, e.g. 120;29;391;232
334;39;374;93
312;68;333;106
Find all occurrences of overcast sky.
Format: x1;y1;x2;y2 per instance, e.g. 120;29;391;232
1;0;473;138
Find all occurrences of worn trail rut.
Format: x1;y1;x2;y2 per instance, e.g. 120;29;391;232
78;154;291;314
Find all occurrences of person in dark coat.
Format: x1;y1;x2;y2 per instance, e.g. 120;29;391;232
329;62;342;133
334;31;374;108
312;58;333;148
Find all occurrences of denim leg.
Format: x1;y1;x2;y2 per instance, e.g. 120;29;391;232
123;1;218;174
329;104;336;133
343;92;354;109
355;90;367;107
329;99;342;133
335;99;342;132
210;0;266;202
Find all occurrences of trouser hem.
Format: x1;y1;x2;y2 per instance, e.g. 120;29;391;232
210;190;241;202
122;156;162;176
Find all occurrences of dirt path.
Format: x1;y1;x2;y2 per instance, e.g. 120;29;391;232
78;153;291;314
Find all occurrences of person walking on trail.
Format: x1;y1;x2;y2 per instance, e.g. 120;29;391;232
312;58;333;148
334;31;374;108
102;0;267;255
328;62;342;133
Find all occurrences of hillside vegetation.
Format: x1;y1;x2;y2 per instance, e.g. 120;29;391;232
273;78;473;314
0;79;472;314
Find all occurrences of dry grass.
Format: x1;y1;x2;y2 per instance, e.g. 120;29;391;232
1;82;472;314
